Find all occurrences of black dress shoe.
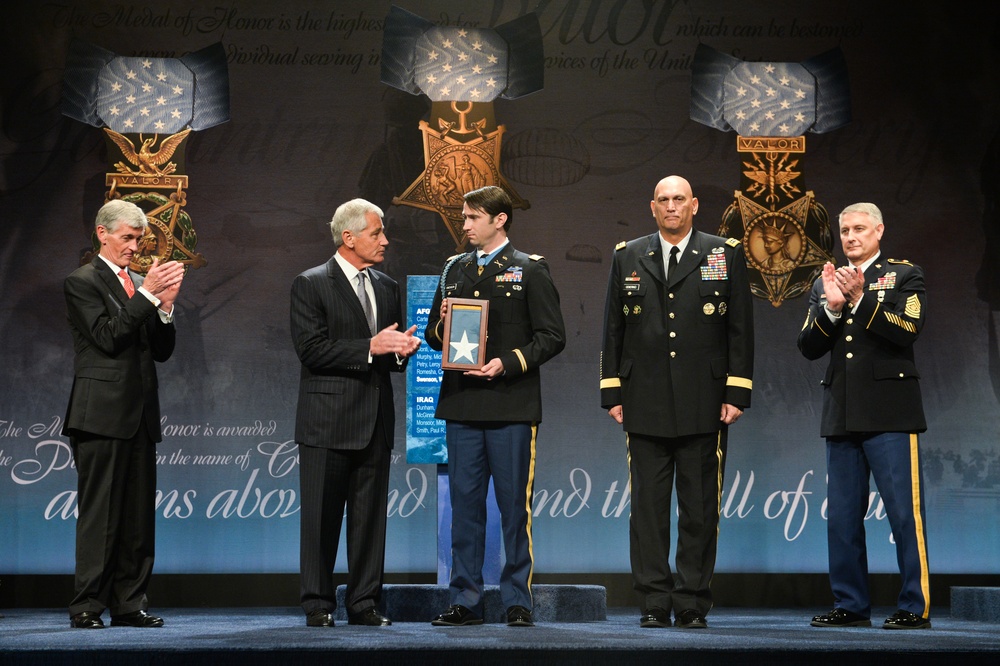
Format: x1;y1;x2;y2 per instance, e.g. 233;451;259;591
810;608;871;627
674;609;708;628
431;604;483;626
639;607;670;628
883;609;931;630
306;609;334;627
70;611;105;629
506;605;534;627
348;607;392;626
109;610;163;628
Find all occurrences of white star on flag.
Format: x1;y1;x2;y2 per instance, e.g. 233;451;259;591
722;61;816;136
414;26;508;102
96;55;195;133
449;330;479;364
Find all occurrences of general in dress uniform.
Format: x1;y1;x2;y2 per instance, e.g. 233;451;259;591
600;175;754;629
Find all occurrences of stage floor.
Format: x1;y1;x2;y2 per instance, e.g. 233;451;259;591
2;606;997;665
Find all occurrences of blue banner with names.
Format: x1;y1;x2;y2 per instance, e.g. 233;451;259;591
406;276;447;464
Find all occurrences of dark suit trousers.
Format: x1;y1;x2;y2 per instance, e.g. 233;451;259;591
69;428;156;616
627;429;727;616
298;430;390;615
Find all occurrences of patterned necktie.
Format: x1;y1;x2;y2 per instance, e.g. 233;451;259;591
119;269;135;298
667;246;679;281
356;270;376;335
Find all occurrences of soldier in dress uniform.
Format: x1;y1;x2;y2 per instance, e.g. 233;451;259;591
798;202;931;630
600;175;754;629
425;185;565;628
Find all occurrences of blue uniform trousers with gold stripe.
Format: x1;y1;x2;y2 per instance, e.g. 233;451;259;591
446;421;536;615
826;432;931;619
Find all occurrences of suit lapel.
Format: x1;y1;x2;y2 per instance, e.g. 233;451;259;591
668;230;706;287
456;250;483;285
325;257;369;330
93;257;130;303
369;269;393;329
638;234;665;285
479;245;515;283
864;257;884;282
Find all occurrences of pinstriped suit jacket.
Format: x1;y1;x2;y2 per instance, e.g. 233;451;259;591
291;255;406;450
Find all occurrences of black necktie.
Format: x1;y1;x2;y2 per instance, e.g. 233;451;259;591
667;246;679;281
357;271;375;335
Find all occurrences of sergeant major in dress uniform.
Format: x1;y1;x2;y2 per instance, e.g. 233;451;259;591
799;202;931;630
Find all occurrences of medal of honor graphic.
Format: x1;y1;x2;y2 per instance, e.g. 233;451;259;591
380;6;543;250
690;44;852;306
61;40;230;275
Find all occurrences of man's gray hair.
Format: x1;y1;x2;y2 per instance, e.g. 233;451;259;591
95;199;148;234
329;198;384;247
839;202;883;226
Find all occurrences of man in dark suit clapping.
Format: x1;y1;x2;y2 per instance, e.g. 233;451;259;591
291;198;420;628
63;199;185;629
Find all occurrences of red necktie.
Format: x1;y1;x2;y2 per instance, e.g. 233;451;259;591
119;269;135;298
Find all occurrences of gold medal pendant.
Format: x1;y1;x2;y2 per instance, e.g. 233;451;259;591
97;129;206;274
393;101;527;251
690;44;851;307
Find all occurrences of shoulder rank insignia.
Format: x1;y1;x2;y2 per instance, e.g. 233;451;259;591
726;238;741;247
887;258;914;266
529;254;544;261
615;241;627;251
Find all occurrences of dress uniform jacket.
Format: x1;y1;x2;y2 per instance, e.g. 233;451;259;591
797;256;927;436
425;246;566;422
600;230;754;436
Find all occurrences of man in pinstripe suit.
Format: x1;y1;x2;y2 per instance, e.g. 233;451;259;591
291;198;421;628
798;202;931;630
